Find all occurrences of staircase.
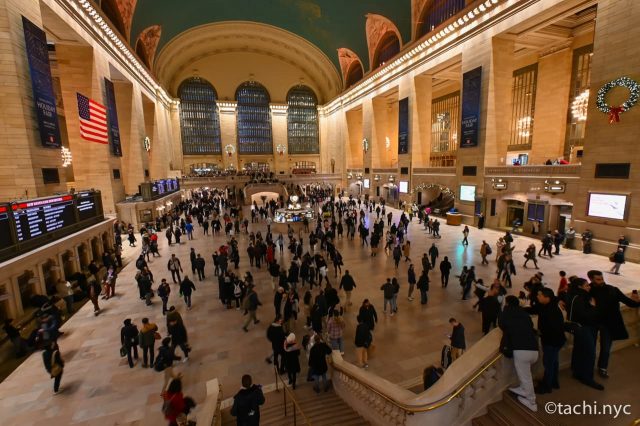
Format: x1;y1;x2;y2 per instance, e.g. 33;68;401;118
221;383;370;426
472;391;554;426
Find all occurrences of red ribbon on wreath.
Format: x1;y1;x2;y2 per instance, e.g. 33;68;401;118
608;106;624;124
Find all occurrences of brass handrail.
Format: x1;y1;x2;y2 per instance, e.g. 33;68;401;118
211;381;223;426
331;352;503;413
273;365;312;425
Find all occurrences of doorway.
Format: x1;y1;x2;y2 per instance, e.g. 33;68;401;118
506;201;525;229
558;205;572;233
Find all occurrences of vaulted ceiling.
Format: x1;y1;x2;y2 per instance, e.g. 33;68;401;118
129;0;412;73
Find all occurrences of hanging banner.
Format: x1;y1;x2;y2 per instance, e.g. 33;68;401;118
460;66;482;148
22;16;62;148
104;78;122;156
398;97;409;154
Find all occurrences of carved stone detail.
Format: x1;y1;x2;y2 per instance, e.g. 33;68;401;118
412;0;430;38
113;0;137;39
365;14;403;70
337;48;363;83
137;25;162;68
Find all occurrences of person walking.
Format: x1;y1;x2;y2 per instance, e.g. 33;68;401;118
534;288;566;394
89;278;101;316
448;318;466;362
327;311;345;354
391;277;400;313
609;248;625;275
417;269;430;305
354;314;372;368
42;341;64;393
309;335;332;393
266;319;286;373
168;317;190;362
440;256;452;288
479;287;501;335
339;270;356;308
462;226;470;246
500;295;539;412
392;245;402;269
158;279;171;315
195;254;206;281
120;318;139;368
380;278;395;315
523;244;539;269
566;277;602;390
179;276;196;310
358;299;378;334
283;333;301;389
231;374;265;426
428;243;439;269
167;254;183;284
480;241;491;265
56;279;75;316
242;284;262;332
139;317;159;368
155;337;181;390
588;270;640;378
402;240;412;262
407;264;417;301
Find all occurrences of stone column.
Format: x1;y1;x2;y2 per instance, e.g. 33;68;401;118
574;0;640;241
114;82;143;193
530;48;572;164
411;74;432;168
9;276;23;317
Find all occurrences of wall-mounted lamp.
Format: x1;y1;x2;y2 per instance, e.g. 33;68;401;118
374;174;381;182
544;180;565;193
491;178;507;191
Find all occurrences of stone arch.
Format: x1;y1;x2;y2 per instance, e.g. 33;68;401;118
135;25;162;69
337;48;365;88
365;14;403;71
100;0;137;41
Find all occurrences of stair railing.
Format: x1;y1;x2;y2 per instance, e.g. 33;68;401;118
273;365;312;426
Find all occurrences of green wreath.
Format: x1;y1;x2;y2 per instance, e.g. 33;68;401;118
596;76;639;123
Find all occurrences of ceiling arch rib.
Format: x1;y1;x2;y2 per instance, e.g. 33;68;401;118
136;24;162;69
154;22;342;103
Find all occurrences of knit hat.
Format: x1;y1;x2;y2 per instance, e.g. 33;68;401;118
286;333;296;344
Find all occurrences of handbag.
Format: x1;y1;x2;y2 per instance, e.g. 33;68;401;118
154;332;162;340
563;296;582;335
120;346;127;357
50;351;63;377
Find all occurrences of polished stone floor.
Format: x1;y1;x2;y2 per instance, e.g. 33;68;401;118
1;202;639;425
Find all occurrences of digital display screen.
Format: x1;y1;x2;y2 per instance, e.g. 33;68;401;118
76;191;99;222
460;185;476;202
363;179;370;189
399;181;409;194
587;193;627;220
0;205;14;248
12;195;76;242
149;178;179;200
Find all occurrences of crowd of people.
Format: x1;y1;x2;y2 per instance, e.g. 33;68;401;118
8;185;638;425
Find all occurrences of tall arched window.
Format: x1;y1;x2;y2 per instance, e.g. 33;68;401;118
345;62;364;88
373;33;400;69
236;81;273;154
178;77;222;155
287;85;319;154
417;0;466;39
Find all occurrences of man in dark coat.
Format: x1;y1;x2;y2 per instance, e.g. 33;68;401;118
231;374;265;426
339;270;356;307
308;335;332;393
358;299;378;332
265;319;286;373
479;287;501;335
535;288;566;394
120;318;139;368
417;270;430;305
588;270;640;378
179;276;196;310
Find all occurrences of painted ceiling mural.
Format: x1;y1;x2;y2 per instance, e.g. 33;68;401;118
130;0;411;72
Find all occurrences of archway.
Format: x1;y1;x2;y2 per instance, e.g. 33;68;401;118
412;183;455;213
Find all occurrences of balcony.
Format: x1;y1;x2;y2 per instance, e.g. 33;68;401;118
412;167;456;175
484;164;581;178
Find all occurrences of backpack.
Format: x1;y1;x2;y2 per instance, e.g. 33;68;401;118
485;245;492;255
233;283;242;298
441;344;452;369
153;351;167;372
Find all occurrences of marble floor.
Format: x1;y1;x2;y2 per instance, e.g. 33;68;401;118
1;202;639;425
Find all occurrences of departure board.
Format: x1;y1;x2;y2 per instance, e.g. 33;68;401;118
76;191;100;222
12;195;76;242
0;205;14;248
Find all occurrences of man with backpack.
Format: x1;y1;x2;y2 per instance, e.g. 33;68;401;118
231;374;265;426
155;337;181;390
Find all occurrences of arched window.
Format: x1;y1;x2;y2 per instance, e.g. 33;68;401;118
417;0;466;39
235;81;273;154
373;33;400;69
345;62;364;88
178;77;222;155
287;85;319;154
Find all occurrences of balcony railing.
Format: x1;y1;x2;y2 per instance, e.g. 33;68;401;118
484;165;581;177
412;167;456;175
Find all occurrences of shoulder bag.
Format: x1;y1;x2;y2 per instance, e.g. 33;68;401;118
563;296;582;335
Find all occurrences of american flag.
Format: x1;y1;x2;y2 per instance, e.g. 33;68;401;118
77;93;108;144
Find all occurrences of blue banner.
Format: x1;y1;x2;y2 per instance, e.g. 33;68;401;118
460;66;482;148
22;16;61;149
104;78;122;156
398;97;409;154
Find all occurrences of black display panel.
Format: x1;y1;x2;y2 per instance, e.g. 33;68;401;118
76;191;99;222
0;205;14;248
12;194;76;242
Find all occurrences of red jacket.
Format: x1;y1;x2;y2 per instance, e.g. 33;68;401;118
162;391;185;423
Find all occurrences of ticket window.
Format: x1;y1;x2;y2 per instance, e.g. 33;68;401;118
78;244;90;270
18;272;37;309
0;284;11;322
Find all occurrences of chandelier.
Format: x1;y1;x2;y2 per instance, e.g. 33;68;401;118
571;89;589;122
61;147;72;167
